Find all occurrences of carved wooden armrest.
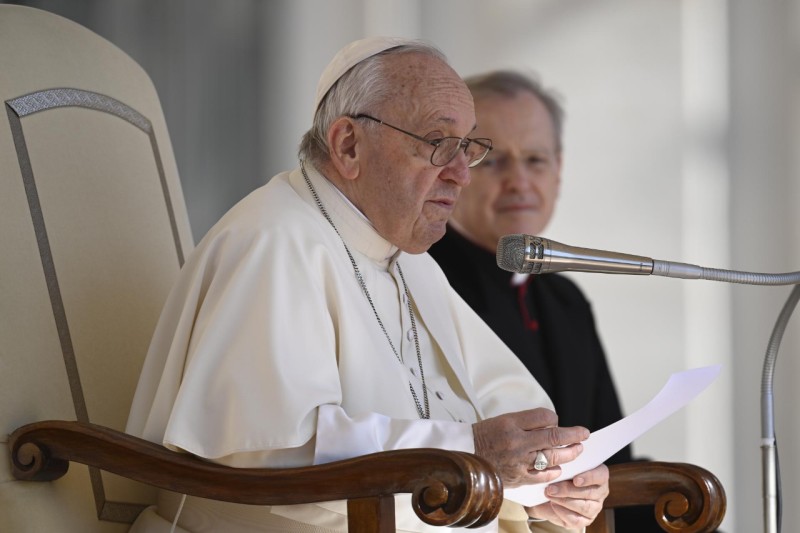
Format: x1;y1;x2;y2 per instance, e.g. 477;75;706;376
10;420;503;529
588;461;726;533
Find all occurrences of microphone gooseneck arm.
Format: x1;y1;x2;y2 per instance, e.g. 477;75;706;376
760;285;800;533
497;233;800;533
652;261;800;285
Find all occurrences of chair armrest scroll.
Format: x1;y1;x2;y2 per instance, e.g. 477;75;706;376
603;461;726;533
10;420;503;528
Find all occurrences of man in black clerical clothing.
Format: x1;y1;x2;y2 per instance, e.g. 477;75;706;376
428;69;660;532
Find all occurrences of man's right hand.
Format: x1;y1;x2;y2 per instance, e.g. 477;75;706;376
472;408;589;488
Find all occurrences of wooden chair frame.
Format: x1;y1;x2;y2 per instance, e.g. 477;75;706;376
589;462;726;533
9;420;503;532
10;420;725;532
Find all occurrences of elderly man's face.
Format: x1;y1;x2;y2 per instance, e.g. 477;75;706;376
449;91;562;253
353;53;475;254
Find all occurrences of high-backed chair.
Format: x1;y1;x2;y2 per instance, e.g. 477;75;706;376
0;5;725;533
0;5;503;532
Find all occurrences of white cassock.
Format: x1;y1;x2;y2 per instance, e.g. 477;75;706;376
125;163;575;533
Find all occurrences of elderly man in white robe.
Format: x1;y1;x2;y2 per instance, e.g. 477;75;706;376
125;36;609;533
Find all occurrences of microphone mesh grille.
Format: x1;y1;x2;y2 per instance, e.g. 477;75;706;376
496;234;532;273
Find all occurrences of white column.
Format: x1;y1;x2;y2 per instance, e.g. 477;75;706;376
258;0;363;177
680;1;735;531
362;0;421;37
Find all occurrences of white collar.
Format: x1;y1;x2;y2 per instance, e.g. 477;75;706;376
292;162;400;268
510;272;529;287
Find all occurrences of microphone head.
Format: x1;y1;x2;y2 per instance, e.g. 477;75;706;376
496;234;542;274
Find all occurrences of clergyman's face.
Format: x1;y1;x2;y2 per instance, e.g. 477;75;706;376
450;91;562;253
352;52;476;254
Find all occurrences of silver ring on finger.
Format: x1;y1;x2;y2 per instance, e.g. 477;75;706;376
533;450;549;471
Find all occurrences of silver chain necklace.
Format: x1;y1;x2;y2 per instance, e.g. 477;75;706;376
300;161;430;419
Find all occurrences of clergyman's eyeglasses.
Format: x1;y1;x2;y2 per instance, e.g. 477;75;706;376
352;113;492;168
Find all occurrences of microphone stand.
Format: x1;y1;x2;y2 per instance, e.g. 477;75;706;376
498;234;800;531
632;265;800;533
760;284;800;533
648;266;800;533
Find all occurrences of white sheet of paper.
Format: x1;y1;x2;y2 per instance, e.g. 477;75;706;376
505;364;721;507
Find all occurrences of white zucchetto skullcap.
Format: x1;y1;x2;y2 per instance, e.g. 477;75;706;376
313;36;418;113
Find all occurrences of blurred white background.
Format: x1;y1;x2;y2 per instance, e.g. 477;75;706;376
7;0;800;530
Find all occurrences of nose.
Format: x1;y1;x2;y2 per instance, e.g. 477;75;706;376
504;158;533;192
441;150;472;186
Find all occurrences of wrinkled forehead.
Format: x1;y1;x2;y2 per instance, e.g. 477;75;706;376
380;53;475;127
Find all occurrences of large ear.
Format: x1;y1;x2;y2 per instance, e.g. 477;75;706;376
327;116;361;181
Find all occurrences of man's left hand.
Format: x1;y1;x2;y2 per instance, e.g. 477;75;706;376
525;463;610;530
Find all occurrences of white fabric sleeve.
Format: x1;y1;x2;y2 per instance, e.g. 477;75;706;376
313;404;475;464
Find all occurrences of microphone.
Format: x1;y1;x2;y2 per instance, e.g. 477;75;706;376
497;234;678;277
496;234;800;285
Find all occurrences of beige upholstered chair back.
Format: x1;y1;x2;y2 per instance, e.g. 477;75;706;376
1;5;194;531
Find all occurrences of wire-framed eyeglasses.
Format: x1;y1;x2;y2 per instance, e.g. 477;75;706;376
351;113;492;168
